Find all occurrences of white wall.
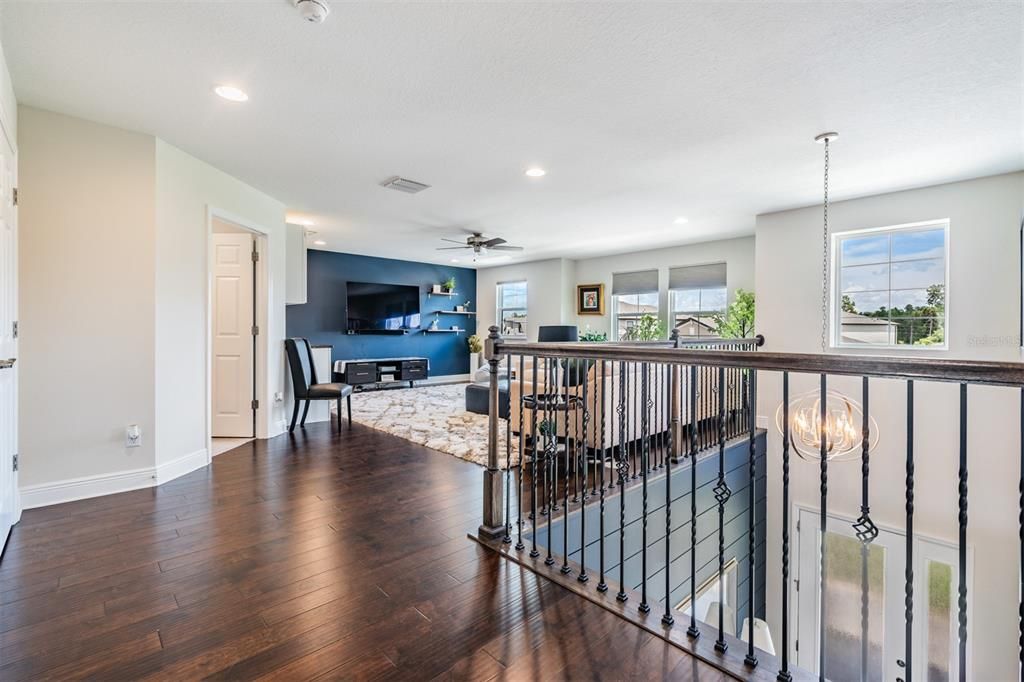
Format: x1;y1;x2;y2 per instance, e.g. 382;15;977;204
18;106;157;489
756;172;1024;680
17;108;285;506
154;140;286;468
570;236;755;338
476;258;574;340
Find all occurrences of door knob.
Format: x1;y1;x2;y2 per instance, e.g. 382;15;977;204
0;358;15;369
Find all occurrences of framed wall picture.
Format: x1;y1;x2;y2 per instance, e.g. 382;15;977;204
577;283;605;315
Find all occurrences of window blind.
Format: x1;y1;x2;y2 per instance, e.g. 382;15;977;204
668;263;727;290
611;269;658;296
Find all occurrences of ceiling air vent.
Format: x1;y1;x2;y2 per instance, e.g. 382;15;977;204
379;176;431;194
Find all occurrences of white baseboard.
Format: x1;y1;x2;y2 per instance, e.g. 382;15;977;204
19;447;209;510
155;448;208;484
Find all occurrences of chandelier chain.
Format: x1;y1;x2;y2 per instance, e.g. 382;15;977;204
820;138;830;353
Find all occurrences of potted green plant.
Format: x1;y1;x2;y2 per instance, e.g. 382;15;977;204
443;276;456;293
467;334;483;371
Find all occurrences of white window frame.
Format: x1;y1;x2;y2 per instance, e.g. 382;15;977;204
496;280;528;339
831;219;950;351
669;287;728;340
611;291;662;341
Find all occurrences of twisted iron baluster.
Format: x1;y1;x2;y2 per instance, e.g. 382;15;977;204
598;360;609;593
529;358;539;558
663;363;675;626
515;355;525;551
545;361;555;566
561;360;571;575
503;353;512;544
616;361;629;603
578;359;590;583
714;366;730;653
639;362;651;614
777;372;792;682
1020;388;1023;676
687;365;701;640
744;368;758;668
853;377;878;682
902;380;914;682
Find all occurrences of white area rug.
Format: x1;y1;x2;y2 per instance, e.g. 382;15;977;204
349;383;519;467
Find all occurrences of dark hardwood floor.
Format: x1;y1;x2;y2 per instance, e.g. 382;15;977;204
0;421;732;681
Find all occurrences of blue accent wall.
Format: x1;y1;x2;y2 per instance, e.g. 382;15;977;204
286;250;478;377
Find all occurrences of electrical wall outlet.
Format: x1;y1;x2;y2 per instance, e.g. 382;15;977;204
126;424;142;448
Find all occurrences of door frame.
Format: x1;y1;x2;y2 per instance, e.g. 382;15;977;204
205;207;270;460
792;503;973;681
0;101;17;550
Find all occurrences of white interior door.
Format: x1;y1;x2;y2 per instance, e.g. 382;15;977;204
211;232;255;438
796;508;964;681
0;129;17;551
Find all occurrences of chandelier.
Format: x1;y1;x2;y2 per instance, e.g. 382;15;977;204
776;132;878;461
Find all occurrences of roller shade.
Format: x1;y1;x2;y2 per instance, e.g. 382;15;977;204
669;263;727;290
611;269;658;296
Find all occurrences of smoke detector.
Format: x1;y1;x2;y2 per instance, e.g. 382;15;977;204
293;0;330;24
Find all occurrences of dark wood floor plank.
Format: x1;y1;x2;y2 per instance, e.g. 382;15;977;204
0;420;732;680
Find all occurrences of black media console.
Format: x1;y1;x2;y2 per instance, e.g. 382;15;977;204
333;357;429;390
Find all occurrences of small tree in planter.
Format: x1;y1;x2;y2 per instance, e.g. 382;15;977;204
467;334;483;371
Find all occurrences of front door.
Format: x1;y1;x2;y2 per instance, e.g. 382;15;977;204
211;231;255;438
0;120;17;553
796;508;962;681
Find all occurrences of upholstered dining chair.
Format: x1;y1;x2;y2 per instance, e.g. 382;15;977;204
284;338;353;432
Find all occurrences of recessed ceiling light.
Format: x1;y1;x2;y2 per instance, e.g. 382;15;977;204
673;216;689;225
312;240;326;246
214;85;248;102
525;168;546;178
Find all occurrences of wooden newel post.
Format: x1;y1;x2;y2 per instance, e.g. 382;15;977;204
479;325;505;539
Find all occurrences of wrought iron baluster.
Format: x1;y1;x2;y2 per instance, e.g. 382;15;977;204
616;361;629;603
529;358;540;558
853;377;878;682
503;353;513;544
598;359;608;593
687;364;701;640
516;355;525;551
714;365;730;653
745;368;758;668
639;362;651;614
1020;387;1023;676
778;371;792;682
633;366;640;479
663;363;675;626
903;380;914;682
578;359;590;584
561;358;571;575
958;383;968;682
545;360;555;566
819;373;828;681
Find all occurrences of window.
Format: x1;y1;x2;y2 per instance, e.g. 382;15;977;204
834;220;948;349
611;270;659;340
677;558;739;636
497;281;527;337
669;263;727;339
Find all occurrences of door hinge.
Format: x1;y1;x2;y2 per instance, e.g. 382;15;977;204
12;453;17;472
12;187;17;206
11;321;17;339
795;578;800;591
251;249;259;263
252;325;259;336
795;639;799;653
251;399;259;410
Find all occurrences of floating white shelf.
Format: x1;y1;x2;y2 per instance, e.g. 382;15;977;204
432;310;476;316
423;328;465;334
427;291;458;297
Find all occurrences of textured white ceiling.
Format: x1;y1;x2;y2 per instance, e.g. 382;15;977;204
2;1;1021;267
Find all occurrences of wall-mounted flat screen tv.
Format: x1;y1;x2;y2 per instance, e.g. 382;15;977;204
346;281;421;334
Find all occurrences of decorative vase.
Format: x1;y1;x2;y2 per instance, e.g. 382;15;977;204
431;284;443;294
470;352;480;371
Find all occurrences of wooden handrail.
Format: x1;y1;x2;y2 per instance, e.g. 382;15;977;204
491;340;1024;387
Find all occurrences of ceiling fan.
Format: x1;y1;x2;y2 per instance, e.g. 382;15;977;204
436;233;524;256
